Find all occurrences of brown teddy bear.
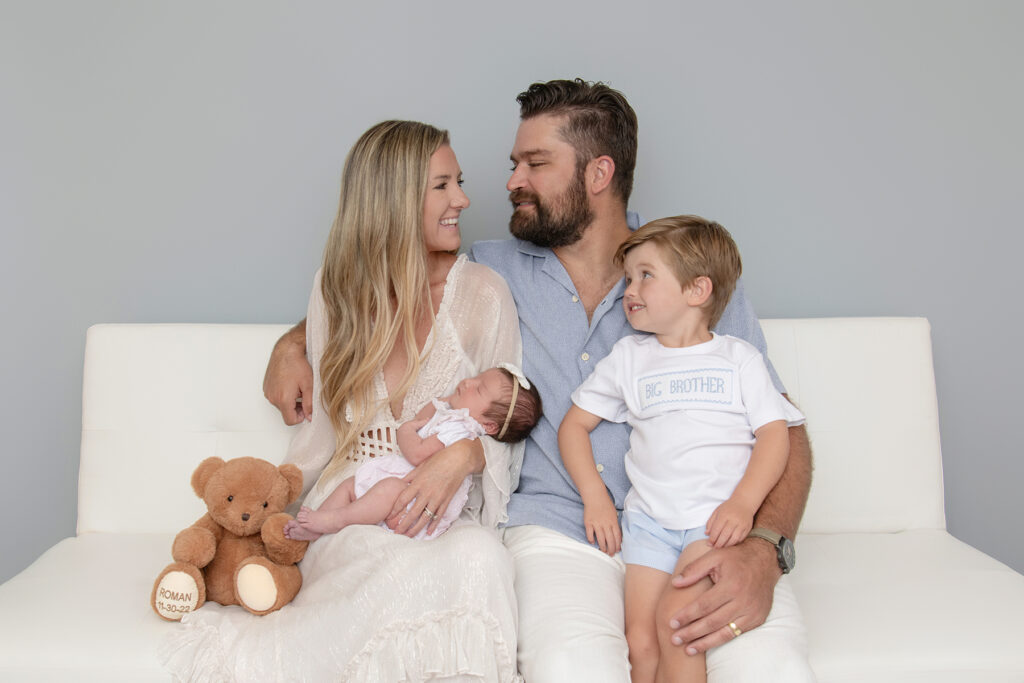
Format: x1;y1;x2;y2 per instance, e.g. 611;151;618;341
151;456;309;621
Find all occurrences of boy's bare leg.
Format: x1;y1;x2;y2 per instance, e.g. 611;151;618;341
297;476;407;536
656;541;714;683
625;564;672;683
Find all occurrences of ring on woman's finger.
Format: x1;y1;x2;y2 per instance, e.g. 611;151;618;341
728;621;742;637
422;508;437;520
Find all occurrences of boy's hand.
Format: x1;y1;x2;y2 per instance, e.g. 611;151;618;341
583;495;621;556
706;500;754;548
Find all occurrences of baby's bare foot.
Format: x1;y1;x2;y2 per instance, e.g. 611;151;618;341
284;521;322;542
298;508;346;535
296;506;313;524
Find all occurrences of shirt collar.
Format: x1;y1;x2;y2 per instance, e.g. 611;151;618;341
514;238;550;257
514;237;628;301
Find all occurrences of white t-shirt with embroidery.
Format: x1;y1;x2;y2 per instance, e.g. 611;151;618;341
571;333;804;530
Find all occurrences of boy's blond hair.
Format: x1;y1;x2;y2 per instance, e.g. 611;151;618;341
614;215;742;328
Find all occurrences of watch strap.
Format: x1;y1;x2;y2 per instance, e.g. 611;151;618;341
747;527;794;574
747;527;783;546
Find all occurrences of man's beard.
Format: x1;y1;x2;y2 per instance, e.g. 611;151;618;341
508;170;593;249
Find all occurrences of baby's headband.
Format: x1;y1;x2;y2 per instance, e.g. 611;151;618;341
497;362;531;440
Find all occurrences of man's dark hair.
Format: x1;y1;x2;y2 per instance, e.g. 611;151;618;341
516;78;638;204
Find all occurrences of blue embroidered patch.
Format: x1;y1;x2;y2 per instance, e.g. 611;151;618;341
637;368;734;410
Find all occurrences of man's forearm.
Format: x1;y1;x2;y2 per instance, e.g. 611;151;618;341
277;319;307;356
752;424;812;539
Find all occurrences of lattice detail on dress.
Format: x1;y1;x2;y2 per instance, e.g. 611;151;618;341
403;258;466;418
346;426;397;461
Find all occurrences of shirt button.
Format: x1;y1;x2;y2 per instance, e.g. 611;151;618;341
581;352;590;361
572;295;579;303
596;464;605;473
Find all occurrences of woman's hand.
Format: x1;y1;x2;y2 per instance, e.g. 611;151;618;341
386;438;484;537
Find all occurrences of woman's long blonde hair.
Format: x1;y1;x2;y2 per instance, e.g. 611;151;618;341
319;120;449;473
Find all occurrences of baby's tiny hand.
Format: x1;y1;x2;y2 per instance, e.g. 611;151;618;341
706;500;754;548
583;496;621;556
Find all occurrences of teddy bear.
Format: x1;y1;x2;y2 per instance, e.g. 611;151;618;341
151;456;309;621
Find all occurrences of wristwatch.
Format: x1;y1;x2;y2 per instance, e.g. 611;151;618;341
747;527;796;574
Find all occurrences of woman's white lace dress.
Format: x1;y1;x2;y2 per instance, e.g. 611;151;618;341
162;255;524;682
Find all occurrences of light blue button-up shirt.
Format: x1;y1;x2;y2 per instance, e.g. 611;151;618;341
470;214;784;546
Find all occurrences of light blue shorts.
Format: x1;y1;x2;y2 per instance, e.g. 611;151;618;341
620;509;709;574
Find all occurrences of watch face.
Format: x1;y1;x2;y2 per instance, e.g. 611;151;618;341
780;538;796;572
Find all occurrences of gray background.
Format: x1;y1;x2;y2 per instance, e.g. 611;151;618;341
2;1;1021;583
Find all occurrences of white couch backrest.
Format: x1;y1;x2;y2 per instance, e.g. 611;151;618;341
78;324;296;535
77;318;946;536
761;317;946;533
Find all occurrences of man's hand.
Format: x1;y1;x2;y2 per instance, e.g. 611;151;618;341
666;538;780;654
386;438;484;537
667;422;812;653
705;499;755;548
583;495;621;556
263;321;313;425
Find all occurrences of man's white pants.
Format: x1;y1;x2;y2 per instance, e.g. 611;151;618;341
503;525;815;682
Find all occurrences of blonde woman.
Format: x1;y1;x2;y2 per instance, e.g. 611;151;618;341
164;121;524;681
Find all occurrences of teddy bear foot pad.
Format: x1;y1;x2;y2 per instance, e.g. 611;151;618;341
236;561;279;613
153;568;202;621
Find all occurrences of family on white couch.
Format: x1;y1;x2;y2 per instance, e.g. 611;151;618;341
225;78;814;681
3;77;1022;683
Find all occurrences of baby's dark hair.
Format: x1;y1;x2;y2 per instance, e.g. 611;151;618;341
484;369;543;444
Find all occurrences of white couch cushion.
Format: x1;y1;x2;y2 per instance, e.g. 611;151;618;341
5;529;1022;682
78;324;296;535
79;319;947;537
761;318;946;533
0;533;174;682
794;530;1024;682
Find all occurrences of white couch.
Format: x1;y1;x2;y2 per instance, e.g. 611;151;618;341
2;318;1022;682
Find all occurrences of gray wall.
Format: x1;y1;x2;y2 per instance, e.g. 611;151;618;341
2;1;1022;582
